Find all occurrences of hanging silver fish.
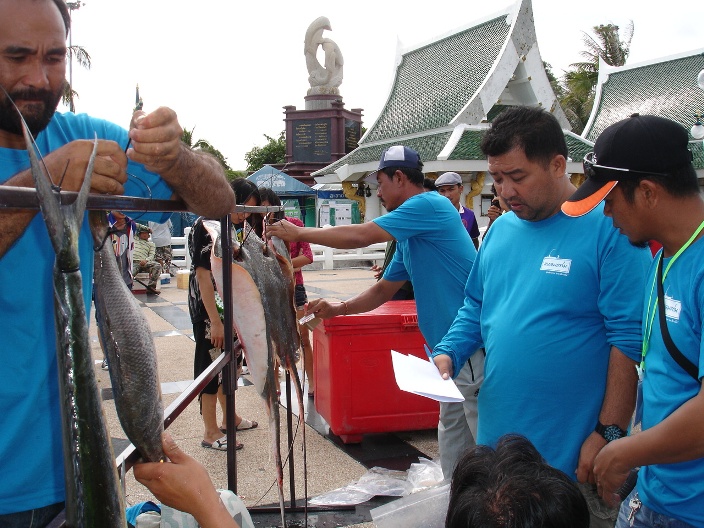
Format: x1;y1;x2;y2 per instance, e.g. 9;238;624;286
90;210;165;463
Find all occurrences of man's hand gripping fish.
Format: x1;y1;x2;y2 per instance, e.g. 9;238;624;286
202;220;307;527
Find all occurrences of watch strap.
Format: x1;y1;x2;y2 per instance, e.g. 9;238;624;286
595;421;626;442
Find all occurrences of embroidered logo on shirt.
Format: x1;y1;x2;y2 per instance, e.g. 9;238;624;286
540;250;572;275
664;295;682;322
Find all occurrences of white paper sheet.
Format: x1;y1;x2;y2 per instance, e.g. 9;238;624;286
391;350;465;403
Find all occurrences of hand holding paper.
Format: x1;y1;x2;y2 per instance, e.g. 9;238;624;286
391;350;465;403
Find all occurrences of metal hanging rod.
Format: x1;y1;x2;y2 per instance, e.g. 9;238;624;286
0;186;284;214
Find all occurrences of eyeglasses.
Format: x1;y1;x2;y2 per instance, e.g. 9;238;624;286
582;152;670;181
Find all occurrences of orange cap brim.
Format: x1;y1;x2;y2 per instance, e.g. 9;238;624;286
562;181;618;217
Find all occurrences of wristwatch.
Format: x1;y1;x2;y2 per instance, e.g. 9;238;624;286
595;421;626;442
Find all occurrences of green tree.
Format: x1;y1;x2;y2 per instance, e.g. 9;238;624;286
244;131;286;172
559;22;634;133
544;62;565;100
181;127;231;171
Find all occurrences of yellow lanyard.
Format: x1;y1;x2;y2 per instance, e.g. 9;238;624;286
640;219;704;377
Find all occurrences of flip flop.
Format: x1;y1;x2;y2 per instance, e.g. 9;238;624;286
236;419;258;431
201;436;243;450
220;419;259;434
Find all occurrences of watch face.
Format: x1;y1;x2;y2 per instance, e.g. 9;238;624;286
604;425;624;442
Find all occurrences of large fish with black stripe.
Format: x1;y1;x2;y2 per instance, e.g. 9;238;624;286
24;123;126;527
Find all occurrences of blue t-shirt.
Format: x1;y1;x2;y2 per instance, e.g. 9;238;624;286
0;112;172;514
373;191;476;347
433;204;650;476
638;240;704;526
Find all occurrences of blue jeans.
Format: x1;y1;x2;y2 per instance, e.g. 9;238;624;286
616;490;696;528
0;502;64;528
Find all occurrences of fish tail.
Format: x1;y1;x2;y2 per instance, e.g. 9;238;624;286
24;123;97;265
267;380;286;528
286;360;308;522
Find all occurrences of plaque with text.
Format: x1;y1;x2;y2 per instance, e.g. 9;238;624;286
344;119;361;154
292;118;332;162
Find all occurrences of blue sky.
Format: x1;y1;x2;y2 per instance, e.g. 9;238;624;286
62;0;704;171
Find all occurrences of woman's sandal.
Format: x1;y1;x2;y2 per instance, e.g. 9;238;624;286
219;419;259;435
237;418;259;431
201;436;243;450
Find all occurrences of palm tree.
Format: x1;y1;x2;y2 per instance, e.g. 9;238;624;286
62;2;91;112
62;44;91;112
560;22;634;132
181;127;231;171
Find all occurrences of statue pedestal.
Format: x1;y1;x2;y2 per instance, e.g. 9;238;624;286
304;94;341;110
281;97;363;185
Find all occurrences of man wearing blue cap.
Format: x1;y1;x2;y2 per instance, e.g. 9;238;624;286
564;114;704;528
267;144;484;480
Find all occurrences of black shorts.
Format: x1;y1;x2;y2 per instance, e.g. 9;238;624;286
295;284;308;309
193;319;220;395
193;320;244;395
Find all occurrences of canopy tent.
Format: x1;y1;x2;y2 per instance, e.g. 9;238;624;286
247;165;316;196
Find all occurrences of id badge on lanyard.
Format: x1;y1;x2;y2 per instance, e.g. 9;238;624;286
633;377;643;428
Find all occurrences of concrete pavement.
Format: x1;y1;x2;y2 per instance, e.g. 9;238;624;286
94;265;441;527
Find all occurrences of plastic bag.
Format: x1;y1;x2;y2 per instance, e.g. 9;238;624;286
309;458;444;506
406;457;445;492
348;467;413;497
308;485;374;506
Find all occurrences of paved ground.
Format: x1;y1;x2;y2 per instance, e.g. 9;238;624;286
94;265;442;527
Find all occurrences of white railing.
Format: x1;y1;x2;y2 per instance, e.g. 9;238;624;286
174;228;387;273
309;242;386;270
171;229;189;271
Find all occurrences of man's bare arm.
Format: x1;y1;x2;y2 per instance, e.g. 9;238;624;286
127;108;234;219
594;384;704;505
267;218;393;249
0;140;129;257
575;347;638;483
305;278;404;319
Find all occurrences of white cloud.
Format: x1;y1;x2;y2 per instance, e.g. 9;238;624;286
63;0;704;170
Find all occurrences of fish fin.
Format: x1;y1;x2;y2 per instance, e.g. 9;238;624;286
24;124;97;262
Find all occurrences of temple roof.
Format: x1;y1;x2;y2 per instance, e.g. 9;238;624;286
313;0;572;181
582;49;704;169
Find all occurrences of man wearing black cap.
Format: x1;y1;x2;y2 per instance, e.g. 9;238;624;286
431;106;651;527
267;145;484;480
564;114;704;528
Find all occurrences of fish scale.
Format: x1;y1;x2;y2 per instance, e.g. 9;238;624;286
91;211;165;463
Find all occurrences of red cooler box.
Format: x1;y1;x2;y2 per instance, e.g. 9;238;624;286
313;300;440;443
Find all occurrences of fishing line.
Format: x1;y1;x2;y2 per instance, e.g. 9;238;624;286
93;226;120;252
124;172;153;222
57;160;70;190
251;416;304;508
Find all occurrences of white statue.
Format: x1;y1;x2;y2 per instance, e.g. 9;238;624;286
304;16;344;95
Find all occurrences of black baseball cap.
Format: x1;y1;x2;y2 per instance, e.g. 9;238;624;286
562;114;694;217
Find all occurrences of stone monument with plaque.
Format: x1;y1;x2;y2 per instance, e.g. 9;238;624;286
282;16;363;185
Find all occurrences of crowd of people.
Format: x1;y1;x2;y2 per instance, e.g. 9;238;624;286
1;1;703;527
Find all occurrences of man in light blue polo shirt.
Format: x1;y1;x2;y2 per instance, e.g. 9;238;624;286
432;106;650;527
